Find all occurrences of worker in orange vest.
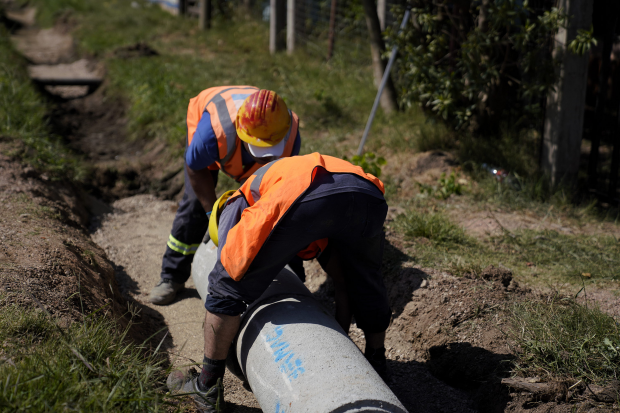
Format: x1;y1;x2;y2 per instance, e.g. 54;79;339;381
149;87;303;305
167;153;392;412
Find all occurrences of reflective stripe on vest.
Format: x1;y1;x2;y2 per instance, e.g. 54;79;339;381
221;153;385;281
249;159;278;203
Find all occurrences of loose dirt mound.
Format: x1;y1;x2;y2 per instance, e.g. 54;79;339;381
0;152;126;326
383;151;459;200
303;244;525;412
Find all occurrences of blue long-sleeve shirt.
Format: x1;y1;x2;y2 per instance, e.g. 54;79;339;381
185;112;301;170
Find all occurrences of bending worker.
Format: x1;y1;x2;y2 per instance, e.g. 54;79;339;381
169;153;392;412
149;86;303;305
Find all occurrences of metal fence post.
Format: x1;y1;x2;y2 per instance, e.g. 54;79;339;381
287;0;295;54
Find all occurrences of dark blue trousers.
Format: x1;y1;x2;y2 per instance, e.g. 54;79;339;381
206;192;391;333
160;167;218;284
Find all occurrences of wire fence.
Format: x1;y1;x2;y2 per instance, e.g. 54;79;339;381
171;0;402;64
289;0;401;63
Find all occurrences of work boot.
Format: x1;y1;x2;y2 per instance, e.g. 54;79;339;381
167;367;225;413
365;347;392;384
148;279;184;305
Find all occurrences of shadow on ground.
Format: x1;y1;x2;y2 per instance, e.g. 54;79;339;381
427;342;513;413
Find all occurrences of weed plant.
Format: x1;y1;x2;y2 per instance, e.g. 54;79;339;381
0;297;168;412
509;298;620;385
0;29;82;179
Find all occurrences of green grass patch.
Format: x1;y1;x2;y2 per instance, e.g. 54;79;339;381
393;207;620;283
395;209;470;245
0;27;83;179
0;297;168;412
498;229;620;281
508;298;620;384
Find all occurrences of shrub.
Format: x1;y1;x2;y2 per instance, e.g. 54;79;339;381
390;0;572;133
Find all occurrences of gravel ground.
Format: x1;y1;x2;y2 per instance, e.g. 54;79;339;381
92;194;261;412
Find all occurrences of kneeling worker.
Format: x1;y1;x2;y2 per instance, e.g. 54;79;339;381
150;86;303;305
169;153;392;412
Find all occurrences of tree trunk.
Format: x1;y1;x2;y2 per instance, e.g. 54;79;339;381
361;0;398;114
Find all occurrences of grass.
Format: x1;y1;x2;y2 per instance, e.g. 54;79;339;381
23;0;609;223
394;209;470;245
0;27;83;180
22;0;441;160
393;207;620;285
508;298;620;385
0;296;168;412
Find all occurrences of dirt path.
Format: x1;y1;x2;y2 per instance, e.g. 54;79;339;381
91;195;261;412
91;195;487;413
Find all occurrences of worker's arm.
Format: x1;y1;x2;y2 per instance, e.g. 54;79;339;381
186;164;218;213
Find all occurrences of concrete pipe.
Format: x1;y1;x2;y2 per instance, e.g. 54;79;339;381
191;241;407;413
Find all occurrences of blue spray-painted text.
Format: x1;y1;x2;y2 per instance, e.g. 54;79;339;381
275;400;291;413
265;325;305;381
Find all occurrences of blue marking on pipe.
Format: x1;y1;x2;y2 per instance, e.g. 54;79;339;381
275;401;289;412
265;326;305;381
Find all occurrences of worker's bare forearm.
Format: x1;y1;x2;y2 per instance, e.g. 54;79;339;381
186;164;218;212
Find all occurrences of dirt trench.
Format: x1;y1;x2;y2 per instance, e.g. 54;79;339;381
4;6;619;412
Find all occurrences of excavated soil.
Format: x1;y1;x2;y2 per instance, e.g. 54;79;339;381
4;7;619;412
49;89;186;202
0;150;166;346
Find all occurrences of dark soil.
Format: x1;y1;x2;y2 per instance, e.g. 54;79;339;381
49;89;185;202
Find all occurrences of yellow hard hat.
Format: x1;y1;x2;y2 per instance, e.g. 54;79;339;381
208;190;236;246
235;90;291;148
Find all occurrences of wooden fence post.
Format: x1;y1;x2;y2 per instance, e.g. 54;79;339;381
178;0;187;16
542;0;593;186
270;0;286;53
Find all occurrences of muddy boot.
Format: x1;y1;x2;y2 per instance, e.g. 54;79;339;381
365;347;392;384
167;367;225;413
148;279;184;305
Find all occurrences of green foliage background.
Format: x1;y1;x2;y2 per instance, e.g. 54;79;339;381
390;0;566;132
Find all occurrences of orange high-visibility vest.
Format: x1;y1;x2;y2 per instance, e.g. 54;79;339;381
221;153;385;281
186;86;300;182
